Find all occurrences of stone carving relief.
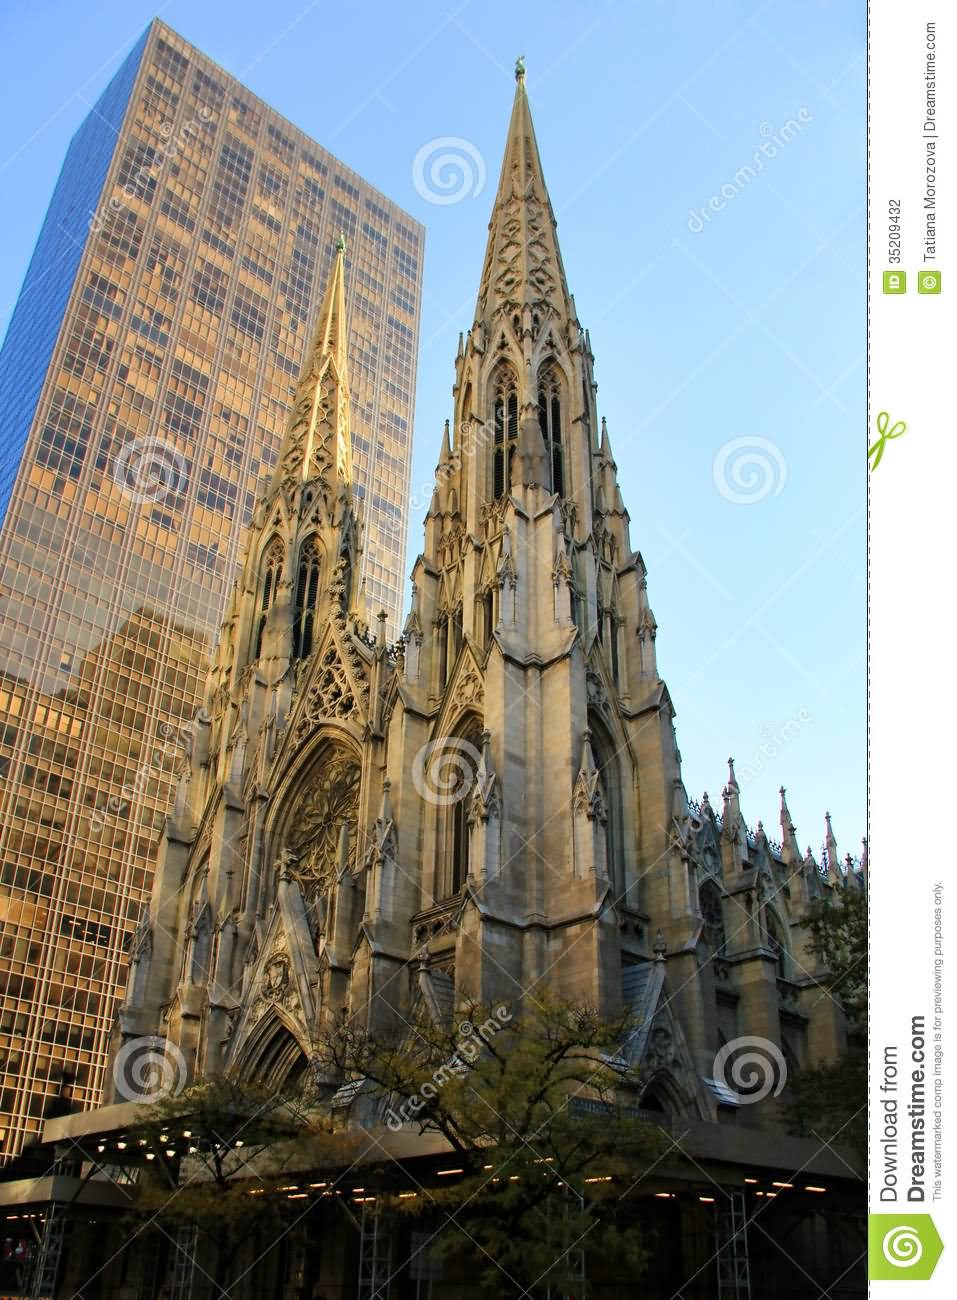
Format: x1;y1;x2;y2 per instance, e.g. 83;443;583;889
452;667;484;712
292;642;367;747
644;1016;683;1077
250;940;298;1024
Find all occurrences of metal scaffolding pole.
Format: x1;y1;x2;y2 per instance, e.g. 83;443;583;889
715;1188;751;1300
169;1224;199;1300
28;1203;65;1300
357;1204;393;1300
544;1184;587;1300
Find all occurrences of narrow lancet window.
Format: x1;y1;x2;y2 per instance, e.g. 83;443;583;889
538;363;564;496
493;367;519;499
293;536;322;658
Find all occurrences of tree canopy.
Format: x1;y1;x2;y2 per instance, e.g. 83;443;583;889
316;993;668;1296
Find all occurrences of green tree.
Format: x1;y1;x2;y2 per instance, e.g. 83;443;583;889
787;886;867;1156
118;1076;356;1294
317;994;667;1297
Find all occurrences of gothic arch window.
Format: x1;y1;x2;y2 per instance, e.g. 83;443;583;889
436;612;449;689
589;717;622;892
443;722;483;897
699;881;727;956
293;534;322;659
537;361;564;496
492;366;518;499
481;586;495;649
764;907;789;978
189;906;212;984
254;537;284;660
451;604;463;664
181;868;211;986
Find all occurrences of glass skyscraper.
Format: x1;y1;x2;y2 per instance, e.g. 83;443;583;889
0;19;423;1157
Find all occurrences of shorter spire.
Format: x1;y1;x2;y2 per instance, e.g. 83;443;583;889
600;416;613;460
824;812;842;886
779;786;800;865
379;777;394;826
437;419;452;469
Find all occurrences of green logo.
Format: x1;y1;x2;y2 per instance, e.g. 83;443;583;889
918;269;941;294
868;1214;943;1280
883;270;906;293
868;411;907;470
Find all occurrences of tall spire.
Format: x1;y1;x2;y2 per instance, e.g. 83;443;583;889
275;234;353;492
474;58;573;326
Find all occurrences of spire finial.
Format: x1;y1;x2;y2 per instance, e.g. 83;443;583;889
515;54;526;81
335;231;346;253
272;227;353;492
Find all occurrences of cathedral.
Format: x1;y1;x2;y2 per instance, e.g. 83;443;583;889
18;62;865;1299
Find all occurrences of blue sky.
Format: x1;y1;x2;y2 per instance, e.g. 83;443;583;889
0;0;866;853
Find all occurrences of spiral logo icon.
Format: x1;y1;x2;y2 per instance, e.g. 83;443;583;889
412;736;482;806
412;137;486;206
881;1225;923;1268
712;1035;786;1105
114;437;187;505
113;1035;187;1104
458;1020;475;1038
712;437;787;505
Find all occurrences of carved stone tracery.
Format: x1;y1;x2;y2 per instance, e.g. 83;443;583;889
284;752;361;892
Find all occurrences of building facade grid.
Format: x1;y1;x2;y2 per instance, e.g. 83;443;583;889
0;18;423;1157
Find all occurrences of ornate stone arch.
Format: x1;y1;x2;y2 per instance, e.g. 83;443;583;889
228;1006;310;1091
639;1068;695;1119
265;735;363;913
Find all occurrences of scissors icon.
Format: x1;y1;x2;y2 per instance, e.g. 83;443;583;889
868;411;906;470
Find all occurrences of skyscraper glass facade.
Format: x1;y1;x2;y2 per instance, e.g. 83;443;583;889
0;19;423;1157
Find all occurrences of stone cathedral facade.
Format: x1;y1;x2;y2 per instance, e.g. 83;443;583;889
114;64;863;1119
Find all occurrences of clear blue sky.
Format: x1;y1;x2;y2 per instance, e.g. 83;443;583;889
0;1;865;855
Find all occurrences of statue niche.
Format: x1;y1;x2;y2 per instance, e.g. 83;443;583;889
281;750;361;935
